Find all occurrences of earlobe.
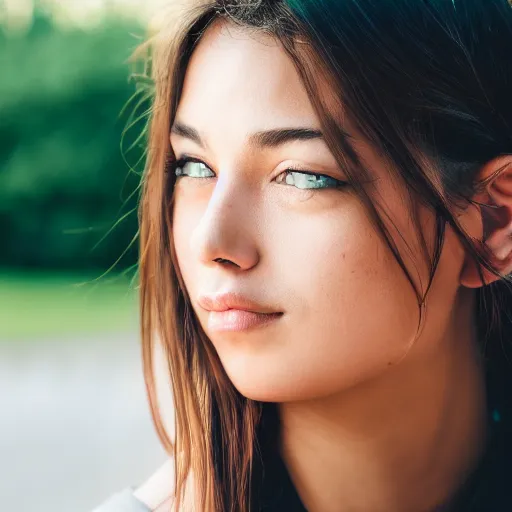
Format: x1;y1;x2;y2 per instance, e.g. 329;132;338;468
459;231;512;288
459;156;512;289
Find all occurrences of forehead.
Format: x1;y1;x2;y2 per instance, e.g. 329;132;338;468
174;19;321;138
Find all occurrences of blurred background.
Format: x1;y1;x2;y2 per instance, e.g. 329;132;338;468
0;1;172;510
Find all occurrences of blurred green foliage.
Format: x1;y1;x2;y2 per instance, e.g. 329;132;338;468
0;11;149;271
0;270;138;340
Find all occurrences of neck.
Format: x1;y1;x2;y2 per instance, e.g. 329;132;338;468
278;291;488;512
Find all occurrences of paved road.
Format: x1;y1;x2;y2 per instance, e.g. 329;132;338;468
0;332;171;512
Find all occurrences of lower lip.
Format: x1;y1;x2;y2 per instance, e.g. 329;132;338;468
207;309;283;332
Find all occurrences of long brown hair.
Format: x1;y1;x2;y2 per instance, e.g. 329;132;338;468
132;1;512;510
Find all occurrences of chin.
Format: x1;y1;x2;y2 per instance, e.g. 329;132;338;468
226;371;325;403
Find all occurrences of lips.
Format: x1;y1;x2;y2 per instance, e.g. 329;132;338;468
197;291;284;332
197;291;282;315
207;309;283;332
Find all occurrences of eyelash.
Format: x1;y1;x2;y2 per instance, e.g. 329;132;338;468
168;156;349;191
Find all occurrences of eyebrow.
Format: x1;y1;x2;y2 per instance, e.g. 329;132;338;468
170;121;324;149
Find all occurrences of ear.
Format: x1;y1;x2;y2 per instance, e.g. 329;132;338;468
460;155;512;289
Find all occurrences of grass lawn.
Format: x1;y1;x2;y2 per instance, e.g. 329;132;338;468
0;270;139;340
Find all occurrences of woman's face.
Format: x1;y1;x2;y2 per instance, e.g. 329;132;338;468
170;19;468;402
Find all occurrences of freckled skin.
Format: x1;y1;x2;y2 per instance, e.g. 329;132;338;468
171;20;465;403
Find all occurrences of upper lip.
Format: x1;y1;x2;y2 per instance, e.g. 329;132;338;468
197;291;282;314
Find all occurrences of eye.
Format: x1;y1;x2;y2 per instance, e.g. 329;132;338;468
171;157;348;191
173;157;215;179
275;169;347;190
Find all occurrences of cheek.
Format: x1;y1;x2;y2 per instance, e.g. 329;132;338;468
257;208;419;400
215;204;420;403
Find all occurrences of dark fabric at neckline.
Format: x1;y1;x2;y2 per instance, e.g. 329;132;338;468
251;356;512;512
440;347;512;512
251;402;307;512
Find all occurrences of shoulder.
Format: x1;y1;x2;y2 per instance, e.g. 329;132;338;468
90;459;176;512
90;487;151;512
133;459;175;511
92;456;199;512
133;457;198;512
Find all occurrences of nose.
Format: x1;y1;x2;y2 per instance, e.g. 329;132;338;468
189;176;261;271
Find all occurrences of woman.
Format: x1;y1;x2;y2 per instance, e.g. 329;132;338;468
93;0;512;510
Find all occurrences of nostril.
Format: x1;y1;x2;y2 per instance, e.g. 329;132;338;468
214;258;236;266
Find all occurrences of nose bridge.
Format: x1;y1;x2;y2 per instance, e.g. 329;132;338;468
189;172;259;267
